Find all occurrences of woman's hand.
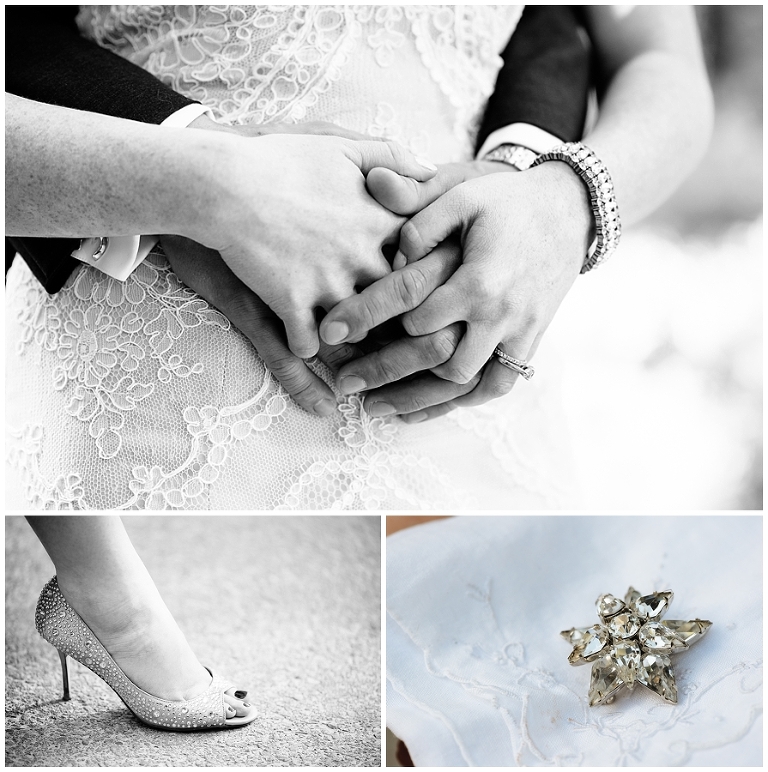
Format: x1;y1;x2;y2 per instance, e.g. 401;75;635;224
391;163;592;404
321;162;592;415
187;132;437;358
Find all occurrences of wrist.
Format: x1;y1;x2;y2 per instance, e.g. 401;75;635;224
531;142;621;273
469;159;520;178
168;129;249;246
531;162;595;255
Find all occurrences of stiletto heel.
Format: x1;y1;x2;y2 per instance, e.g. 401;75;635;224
36;576;256;731
58;650;71;701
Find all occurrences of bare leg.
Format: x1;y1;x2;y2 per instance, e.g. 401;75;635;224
27;516;246;716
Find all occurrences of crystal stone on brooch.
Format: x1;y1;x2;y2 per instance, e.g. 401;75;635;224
561;587;711;706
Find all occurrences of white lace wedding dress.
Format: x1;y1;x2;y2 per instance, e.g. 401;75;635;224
5;5;578;510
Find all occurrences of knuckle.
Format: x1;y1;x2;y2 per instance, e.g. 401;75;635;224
401;392;436;413
394;266;430;309
442;359;479;385
399;219;423;255
268;360;323;404
425;327;459;364
498;290;526;319
321;343;358;369
486;376;516;400
383;140;405;164
354;294;387;332
267;353;305;387
228;296;266;326
402;310;428;337
472;272;503;306
370;353;404;386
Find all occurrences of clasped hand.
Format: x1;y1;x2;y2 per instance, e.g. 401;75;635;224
318;159;593;422
168;121;591;421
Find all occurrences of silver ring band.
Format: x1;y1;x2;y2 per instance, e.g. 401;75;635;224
492;347;535;380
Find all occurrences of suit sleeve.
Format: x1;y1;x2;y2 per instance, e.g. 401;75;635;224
5;6;195;122
5;6;197;292
475;5;591;151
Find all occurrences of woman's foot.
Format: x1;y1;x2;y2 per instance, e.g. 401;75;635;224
55;571;250;720
27;515;251;722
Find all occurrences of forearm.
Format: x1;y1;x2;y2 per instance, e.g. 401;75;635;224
581;8;714;226
5;95;225;238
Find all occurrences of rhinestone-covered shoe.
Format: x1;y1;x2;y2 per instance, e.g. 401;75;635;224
35;576;256;731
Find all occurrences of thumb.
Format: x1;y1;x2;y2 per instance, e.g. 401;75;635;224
396;185;476;267
366;163;472;216
347;139;437;181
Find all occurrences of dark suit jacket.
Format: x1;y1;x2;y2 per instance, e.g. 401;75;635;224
6;5;590;293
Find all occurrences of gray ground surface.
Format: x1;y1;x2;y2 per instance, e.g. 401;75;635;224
5;515;381;767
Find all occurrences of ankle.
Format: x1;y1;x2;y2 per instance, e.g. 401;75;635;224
56;570;156;642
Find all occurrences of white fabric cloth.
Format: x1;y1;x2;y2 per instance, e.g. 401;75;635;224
71;234;156;281
476;123;561;158
6;5;583;510
386;516;762;766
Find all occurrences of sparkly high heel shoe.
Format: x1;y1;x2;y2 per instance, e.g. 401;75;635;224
35;576;257;731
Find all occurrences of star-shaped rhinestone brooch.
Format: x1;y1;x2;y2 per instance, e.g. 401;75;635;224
561;587;711;706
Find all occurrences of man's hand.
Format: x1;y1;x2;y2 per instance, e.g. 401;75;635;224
161;235;365;417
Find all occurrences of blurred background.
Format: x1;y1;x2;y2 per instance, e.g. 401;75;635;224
551;5;762;510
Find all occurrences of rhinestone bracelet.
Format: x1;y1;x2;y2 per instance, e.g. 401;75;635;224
531;141;621;273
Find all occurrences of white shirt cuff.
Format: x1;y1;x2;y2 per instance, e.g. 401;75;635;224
71;235;158;281
476;123;562;159
71;104;215;280
160;103;215;129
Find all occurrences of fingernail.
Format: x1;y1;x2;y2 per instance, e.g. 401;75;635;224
393;251;407;270
415;156;437;172
323;320;349;345
313;398;337;417
339;375;366;394
402;411;428;424
367;402;396;417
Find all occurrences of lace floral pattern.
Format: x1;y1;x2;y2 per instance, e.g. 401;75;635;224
4;6;586;511
6;425;88;510
76;5;522;158
7;250;567;510
14;255;226;461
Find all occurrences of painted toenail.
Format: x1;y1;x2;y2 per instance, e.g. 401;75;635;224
234;690;247;699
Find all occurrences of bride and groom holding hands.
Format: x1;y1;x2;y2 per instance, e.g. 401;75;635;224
6;6;712;510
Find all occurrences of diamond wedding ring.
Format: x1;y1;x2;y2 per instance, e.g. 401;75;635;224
492;347;534;380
